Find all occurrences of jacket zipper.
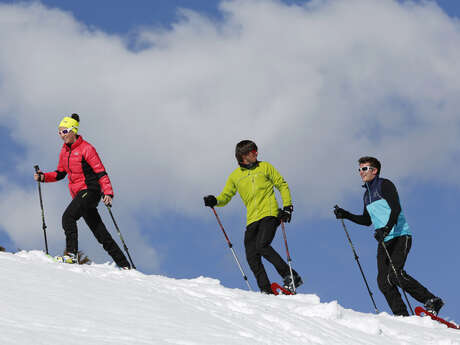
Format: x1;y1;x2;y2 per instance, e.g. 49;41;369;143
366;182;372;203
67;148;73;183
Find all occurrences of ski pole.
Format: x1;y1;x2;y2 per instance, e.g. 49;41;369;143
34;165;49;254
280;220;297;293
334;206;379;313
210;207;252;291
106;205;136;269
380;240;414;315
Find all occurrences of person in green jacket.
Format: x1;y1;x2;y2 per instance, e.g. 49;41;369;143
204;140;302;294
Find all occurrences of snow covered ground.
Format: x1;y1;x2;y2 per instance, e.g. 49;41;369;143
1;251;459;345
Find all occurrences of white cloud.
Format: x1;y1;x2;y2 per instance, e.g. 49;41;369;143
0;0;459;256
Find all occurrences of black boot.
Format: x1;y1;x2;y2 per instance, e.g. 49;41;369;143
425;297;444;315
283;271;303;292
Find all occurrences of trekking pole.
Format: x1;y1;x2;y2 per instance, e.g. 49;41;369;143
210;207;252;291
380;241;414;315
34;165;49;254
106;205;136;269
334;206;379;313
280;221;297;294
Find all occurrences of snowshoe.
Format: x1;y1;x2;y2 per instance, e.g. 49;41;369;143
54;253;77;264
271;282;294;295
415;306;459;330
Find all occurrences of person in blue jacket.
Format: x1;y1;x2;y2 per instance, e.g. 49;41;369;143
334;156;443;316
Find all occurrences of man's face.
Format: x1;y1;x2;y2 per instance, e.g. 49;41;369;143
359;163;378;183
241;150;258;165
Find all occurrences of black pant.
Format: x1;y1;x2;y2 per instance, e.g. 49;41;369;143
377;235;434;316
245;216;290;291
62;190;130;268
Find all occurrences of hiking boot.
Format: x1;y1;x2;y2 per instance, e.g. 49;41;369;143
283;271;303;291
55;252;77;264
424;297;444;316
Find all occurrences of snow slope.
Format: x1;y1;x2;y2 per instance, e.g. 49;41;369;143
1;251;459;345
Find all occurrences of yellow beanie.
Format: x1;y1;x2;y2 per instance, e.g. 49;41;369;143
58;116;79;134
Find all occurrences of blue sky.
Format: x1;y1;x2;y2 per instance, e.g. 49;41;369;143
2;0;458;34
0;0;459;322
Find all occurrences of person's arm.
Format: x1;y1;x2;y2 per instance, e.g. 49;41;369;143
43;151;67;182
84;145;113;197
216;175;237;207
347;207;372;226
266;163;292;207
380;179;401;230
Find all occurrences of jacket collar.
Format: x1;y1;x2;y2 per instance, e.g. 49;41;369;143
239;160;259;170
63;135;83;151
362;175;379;189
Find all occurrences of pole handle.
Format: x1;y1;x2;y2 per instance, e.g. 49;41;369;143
34;165;43;183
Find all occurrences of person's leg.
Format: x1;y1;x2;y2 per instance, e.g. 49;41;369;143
245;220;270;292
377;239;409;316
62;194;84;255
255;217;291;278
81;192;130;268
386;236;435;303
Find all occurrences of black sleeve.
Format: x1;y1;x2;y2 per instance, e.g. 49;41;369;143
380;179;401;229
55;170;67;181
347;207;372;226
96;171;107;180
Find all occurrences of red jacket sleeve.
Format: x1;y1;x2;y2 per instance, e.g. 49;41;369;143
44;148;67;182
84;145;114;196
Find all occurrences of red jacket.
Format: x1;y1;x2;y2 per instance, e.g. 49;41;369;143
44;136;113;198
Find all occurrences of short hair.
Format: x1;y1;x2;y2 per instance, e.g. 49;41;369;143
358;156;381;175
235;140;258;163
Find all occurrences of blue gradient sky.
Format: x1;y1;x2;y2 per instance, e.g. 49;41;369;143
0;0;459;322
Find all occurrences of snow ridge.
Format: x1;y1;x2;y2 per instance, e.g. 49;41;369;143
1;251;459;345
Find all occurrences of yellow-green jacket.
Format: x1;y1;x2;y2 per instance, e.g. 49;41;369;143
216;161;292;226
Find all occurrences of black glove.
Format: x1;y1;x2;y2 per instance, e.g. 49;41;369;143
278;205;293;223
203;195;217;208
333;205;350;219
374;226;391;242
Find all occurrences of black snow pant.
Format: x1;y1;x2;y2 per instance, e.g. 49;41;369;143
62;190;130;268
245;216;291;291
377;235;434;316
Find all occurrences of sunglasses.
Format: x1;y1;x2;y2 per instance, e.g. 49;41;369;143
358;166;374;172
59;127;74;135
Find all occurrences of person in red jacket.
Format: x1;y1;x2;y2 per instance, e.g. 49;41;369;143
34;114;130;268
